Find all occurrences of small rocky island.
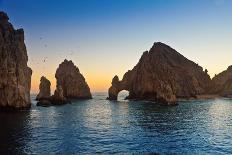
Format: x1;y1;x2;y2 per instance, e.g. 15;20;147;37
36;76;52;106
55;59;92;99
0;12;32;110
36;76;51;101
108;42;213;105
36;59;92;106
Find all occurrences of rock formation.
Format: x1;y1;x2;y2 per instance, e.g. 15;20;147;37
108;42;212;105
36;76;51;100
0;12;32;110
51;85;67;105
36;76;68;106
55;59;92;99
211;66;232;97
37;60;91;106
36;76;52;106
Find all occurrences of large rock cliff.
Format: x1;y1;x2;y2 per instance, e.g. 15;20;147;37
211;66;232;97
55;59;92;99
0;12;32;110
108;42;212;105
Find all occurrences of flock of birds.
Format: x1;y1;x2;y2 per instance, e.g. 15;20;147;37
29;37;76;68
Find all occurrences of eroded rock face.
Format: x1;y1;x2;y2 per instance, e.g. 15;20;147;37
0;12;32;110
51;85;67;105
36;76;51;101
36;77;68;106
55;59;92;99
211;66;232;97
37;59;91;106
108;42;212;105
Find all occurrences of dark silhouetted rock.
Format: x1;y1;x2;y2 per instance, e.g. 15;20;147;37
108;42;212;105
37;59;92;106
51;85;67;105
211;65;232;97
0;12;32;110
55;59;92;99
36;76;51;101
36;78;68;106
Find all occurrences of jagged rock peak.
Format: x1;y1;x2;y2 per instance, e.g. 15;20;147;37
112;75;119;85
0;11;9;21
227;65;232;70
108;42;212;105
150;42;175;52
153;42;171;47
211;65;232;97
149;42;184;57
57;59;80;73
55;59;92;99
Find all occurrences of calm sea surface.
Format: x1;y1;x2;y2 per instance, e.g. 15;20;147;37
1;92;232;154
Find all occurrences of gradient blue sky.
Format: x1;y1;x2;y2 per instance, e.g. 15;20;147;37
1;0;232;93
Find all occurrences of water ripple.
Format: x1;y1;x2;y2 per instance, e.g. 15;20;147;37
0;93;232;154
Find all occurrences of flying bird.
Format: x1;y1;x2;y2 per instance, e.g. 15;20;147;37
43;57;48;63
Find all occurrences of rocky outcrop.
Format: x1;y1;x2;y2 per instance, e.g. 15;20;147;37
51;85;67;105
37;60;91;106
0;12;32;110
211;66;232;97
108;42;212;105
36;76;52;107
36;76;51;101
36;77;68;107
55;59;92;99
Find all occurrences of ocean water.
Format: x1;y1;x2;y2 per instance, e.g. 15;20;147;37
1;92;232;154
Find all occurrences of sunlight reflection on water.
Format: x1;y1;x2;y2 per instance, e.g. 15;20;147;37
1;93;232;154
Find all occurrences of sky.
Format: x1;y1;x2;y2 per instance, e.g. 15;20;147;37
0;0;232;93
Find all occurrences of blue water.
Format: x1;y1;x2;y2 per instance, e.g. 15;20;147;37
1;92;232;154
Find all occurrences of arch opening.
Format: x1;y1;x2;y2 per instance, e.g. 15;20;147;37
117;90;129;101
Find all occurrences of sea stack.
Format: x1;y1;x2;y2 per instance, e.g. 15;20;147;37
36;76;51;100
108;42;212;105
36;76;67;106
0;12;32;110
55;59;92;99
36;76;52;106
211;66;232;97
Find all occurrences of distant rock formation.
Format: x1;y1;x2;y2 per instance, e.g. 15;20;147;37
51;85;67;105
37;59;91;106
36;76;68;106
211;66;232;97
36;76;51;100
55;59;92;99
36;76;52;106
108;42;212;105
0;12;32;110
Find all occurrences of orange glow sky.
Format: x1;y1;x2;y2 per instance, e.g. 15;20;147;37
1;0;232;94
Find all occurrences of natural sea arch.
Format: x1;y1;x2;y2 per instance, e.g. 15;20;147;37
117;90;129;101
107;75;131;101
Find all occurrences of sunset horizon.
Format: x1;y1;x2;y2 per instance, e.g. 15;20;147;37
1;1;232;154
1;0;232;93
